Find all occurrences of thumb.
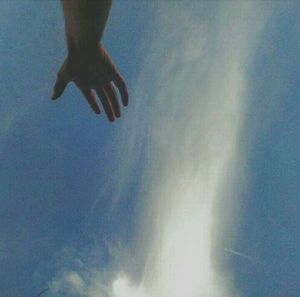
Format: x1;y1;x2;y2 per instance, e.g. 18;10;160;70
51;74;69;100
51;59;71;100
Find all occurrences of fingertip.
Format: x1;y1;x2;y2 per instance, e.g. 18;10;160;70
52;78;68;100
51;93;59;100
106;111;115;122
51;89;62;100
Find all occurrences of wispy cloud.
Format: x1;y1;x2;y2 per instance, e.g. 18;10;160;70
49;2;271;297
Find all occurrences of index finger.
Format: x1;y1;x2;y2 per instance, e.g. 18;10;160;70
80;89;101;114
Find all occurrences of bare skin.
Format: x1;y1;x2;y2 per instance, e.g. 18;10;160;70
52;0;128;122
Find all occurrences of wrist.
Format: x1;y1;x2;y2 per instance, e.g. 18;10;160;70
67;37;100;59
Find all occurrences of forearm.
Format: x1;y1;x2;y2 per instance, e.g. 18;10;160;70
61;0;112;54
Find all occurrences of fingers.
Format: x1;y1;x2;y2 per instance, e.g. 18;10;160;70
103;83;121;118
81;89;101;114
79;83;122;121
95;88;115;122
100;46;128;106
112;71;128;107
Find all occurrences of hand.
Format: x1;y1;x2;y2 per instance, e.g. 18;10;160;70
51;45;128;122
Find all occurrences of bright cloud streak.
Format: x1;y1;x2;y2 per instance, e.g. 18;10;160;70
112;3;269;297
50;2;271;297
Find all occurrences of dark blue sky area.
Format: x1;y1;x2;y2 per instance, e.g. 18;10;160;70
234;6;300;296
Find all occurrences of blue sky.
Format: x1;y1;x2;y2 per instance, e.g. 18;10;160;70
0;1;299;297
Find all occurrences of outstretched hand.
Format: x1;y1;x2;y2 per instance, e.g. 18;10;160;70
52;45;128;122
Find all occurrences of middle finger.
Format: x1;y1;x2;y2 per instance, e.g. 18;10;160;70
95;87;115;122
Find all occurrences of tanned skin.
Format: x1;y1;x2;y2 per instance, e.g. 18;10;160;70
52;0;128;122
